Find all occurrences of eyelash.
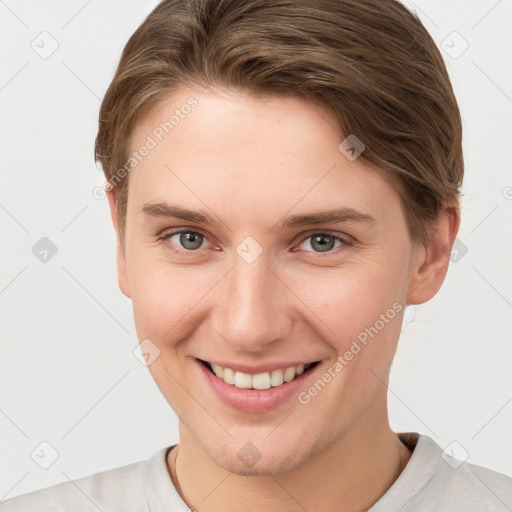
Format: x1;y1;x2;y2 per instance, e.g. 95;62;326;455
157;228;354;257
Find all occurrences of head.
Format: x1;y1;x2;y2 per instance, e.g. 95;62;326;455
95;0;462;475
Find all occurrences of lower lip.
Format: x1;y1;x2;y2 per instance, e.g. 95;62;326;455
196;358;321;413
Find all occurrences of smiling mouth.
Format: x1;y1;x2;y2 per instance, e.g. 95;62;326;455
198;359;321;390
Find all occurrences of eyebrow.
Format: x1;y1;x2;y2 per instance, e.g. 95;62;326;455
140;202;376;230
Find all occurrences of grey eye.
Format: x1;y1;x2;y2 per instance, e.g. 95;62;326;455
299;234;343;253
168;231;206;250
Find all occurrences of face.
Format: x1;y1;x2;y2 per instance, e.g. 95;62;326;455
110;86;430;475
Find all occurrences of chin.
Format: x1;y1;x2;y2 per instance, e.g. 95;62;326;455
211;448;308;476
196;428;330;477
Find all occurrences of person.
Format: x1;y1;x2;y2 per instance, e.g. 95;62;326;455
2;0;511;510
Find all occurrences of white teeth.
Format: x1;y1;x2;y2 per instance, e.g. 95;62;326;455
223;367;235;385
283;366;296;382
211;363;224;379
207;361;316;389
234;371;252;389
270;369;284;387
252;372;271;390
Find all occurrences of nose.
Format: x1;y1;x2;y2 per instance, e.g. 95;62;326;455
212;252;293;353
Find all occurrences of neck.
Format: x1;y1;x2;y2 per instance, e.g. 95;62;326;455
167;390;412;512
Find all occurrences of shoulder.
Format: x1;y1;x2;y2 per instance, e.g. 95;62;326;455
0;453;155;512
371;433;512;511
430;457;512;510
380;433;512;511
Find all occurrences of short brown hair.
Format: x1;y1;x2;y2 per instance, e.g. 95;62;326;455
95;0;463;248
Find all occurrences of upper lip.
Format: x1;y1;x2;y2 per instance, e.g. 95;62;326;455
198;358;321;375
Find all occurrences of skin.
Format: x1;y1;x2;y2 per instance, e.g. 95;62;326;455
106;85;460;511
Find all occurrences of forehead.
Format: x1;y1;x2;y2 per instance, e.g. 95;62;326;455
126;87;401;225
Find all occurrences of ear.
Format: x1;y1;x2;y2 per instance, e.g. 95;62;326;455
106;186;131;298
407;201;461;305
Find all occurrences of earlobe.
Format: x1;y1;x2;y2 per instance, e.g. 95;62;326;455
406;204;461;305
106;187;131;299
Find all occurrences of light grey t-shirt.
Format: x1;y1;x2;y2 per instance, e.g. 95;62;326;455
1;432;511;511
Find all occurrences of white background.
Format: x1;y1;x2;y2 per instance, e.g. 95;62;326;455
0;0;511;500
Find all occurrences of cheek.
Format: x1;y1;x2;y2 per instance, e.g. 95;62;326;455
127;255;218;342
292;266;406;415
294;256;406;365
